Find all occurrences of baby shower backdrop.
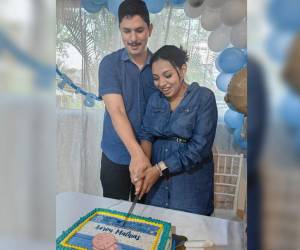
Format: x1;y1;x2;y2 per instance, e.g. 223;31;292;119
56;0;247;214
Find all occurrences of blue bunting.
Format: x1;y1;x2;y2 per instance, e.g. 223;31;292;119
56;66;101;107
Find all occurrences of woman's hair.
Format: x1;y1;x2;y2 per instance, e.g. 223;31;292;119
118;0;150;27
150;45;189;70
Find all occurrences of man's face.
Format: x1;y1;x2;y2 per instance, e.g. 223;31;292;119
119;15;152;57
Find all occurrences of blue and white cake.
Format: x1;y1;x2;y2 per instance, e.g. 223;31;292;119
56;208;172;250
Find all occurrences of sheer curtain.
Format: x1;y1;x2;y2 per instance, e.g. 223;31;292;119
56;0;238;195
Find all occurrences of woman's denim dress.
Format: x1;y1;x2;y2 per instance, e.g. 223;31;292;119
139;82;218;215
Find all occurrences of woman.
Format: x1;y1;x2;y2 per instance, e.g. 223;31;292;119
138;45;218;215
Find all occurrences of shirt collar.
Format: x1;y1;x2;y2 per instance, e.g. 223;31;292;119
121;48;152;66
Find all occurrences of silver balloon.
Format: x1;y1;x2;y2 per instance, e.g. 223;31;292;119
201;8;221;31
221;0;246;27
230;19;247;48
205;0;227;9
208;25;230;52
188;0;205;8
184;0;206;18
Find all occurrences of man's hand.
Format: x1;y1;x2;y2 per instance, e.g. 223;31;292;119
138;166;160;200
129;149;151;184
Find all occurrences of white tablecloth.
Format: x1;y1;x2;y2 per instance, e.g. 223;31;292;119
56;192;245;250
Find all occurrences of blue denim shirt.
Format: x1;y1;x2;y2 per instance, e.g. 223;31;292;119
98;48;157;164
140;82;218;215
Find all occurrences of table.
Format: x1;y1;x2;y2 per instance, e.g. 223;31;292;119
56;192;245;250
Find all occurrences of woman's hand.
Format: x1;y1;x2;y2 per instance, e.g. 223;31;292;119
138;166;160;199
129;149;151;184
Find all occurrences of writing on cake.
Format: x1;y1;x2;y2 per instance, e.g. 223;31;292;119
95;225;141;240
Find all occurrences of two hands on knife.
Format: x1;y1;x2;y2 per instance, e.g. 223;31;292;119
129;152;160;200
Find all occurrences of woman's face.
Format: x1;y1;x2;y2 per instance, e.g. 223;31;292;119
152;59;186;99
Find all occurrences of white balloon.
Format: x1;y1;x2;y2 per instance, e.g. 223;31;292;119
201;8;221;31
230;19;247;48
221;0;246;26
188;0;205;8
184;1;206;18
205;0;227;9
208;25;231;52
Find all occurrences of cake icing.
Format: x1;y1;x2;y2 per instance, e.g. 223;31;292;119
56;208;172;250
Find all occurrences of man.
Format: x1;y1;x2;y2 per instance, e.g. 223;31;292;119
98;0;156;201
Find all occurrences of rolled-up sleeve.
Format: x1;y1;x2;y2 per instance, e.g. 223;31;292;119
164;91;218;174
98;56;121;97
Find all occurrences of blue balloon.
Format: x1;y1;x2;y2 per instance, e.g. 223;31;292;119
171;0;185;5
218;47;247;73
224;109;244;129
92;0;106;4
216;73;234;92
233;127;247;150
265;30;294;63
268;0;300;32
107;0;123;16
280;92;300;128
144;0;165;14
81;0;104;13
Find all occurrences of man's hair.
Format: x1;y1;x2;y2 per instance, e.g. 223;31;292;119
118;0;150;26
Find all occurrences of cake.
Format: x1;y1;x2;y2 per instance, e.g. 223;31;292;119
56;208;172;250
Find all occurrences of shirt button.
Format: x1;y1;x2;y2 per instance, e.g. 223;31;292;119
165;203;168;206
165;186;168;190
165;148;168;152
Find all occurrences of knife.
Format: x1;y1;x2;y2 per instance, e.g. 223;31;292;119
121;195;139;227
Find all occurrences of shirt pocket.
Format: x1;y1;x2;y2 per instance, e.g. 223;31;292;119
171;106;197;138
145;107;168;133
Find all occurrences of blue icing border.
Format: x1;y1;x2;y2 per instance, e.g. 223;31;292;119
56;208;171;250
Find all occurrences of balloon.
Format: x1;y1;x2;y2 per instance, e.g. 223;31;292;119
221;0;246;27
188;0;205;8
201;8;222;31
265;30;294;63
107;0;123;16
81;0;104;13
224;109;244;129
218;47;247;73
184;1;205;18
233;127;247;150
230;19;247;49
205;0;227;9
144;0;165;14
225;67;247;115
268;0;300;32
216;73;234;92
92;0;106;4
208;25;230;52
171;0;185;5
